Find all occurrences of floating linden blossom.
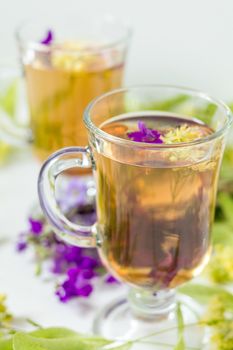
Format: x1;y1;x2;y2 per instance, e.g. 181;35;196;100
162;124;203;144
52;41;104;72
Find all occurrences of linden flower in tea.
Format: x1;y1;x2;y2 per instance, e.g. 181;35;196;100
162;124;206;144
99;114;218;289
127;120;209;144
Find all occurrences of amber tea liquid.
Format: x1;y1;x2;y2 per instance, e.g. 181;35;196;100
95;113;220;290
25;46;124;161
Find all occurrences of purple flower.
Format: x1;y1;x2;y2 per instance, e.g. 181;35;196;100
51;245;82;274
56;266;95;302
66;179;88;206
105;275;119;284
17;176;121;303
79;256;98;269
58;178;96;215
127;121;163;144
29;218;43;235
77;284;93;297
63;246;82;263
16;240;27;252
40;30;54;45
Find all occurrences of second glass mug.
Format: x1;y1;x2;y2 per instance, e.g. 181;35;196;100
1;15;130;164
38;86;232;339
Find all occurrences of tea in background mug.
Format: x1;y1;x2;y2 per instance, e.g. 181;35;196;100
38;86;232;339
0;15;131;162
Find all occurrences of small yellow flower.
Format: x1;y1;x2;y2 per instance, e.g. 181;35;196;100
203;296;233;350
162;124;203;144
202;295;226;325
0;294;12;325
207;245;233;284
52;41;100;72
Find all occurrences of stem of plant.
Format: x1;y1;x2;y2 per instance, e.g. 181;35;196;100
133;321;203;342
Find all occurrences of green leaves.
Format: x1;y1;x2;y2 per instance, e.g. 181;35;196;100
213;192;233;246
0;79;19;163
0;338;12;350
29;327;77;339
217;193;233;226
0;79;18;118
13;332;105;350
174;303;185;350
179;283;233;306
0;327;132;350
13;333;45;350
174;337;185;350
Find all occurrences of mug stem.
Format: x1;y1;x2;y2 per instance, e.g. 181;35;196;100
128;288;176;320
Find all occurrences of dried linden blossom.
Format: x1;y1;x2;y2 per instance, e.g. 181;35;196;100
51;41;104;72
161;124;217;167
161;124;204;144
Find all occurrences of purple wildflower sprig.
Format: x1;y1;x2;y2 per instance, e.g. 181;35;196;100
16;178;117;302
127;121;163;144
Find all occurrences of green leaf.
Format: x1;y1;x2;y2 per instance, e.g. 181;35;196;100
126;94;190;114
177;302;184;335
173;336;185;350
0;338;13;350
212;222;233;246
13;332;113;350
218;193;233;225
0;141;12;165
109;343;132;350
179;283;233;305
174;303;185;350
13;332;46;350
0;80;18;118
145;94;189;111
30;327;78;339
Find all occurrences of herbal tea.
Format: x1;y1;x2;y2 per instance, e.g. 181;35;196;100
95;113;220;290
25;42;124;160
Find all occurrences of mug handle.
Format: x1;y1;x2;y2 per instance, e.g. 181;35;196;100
38;146;98;248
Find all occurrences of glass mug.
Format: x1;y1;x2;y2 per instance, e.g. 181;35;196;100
38;86;232;339
0;15;131;163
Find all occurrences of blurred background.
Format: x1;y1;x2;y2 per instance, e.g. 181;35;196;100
1;0;233;101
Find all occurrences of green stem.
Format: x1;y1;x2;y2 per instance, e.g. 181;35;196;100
133;322;203;342
26;318;42;329
139;340;200;349
179;300;200;320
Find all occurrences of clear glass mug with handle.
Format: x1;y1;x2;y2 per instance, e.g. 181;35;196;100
38;85;232;340
0;15;131;164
